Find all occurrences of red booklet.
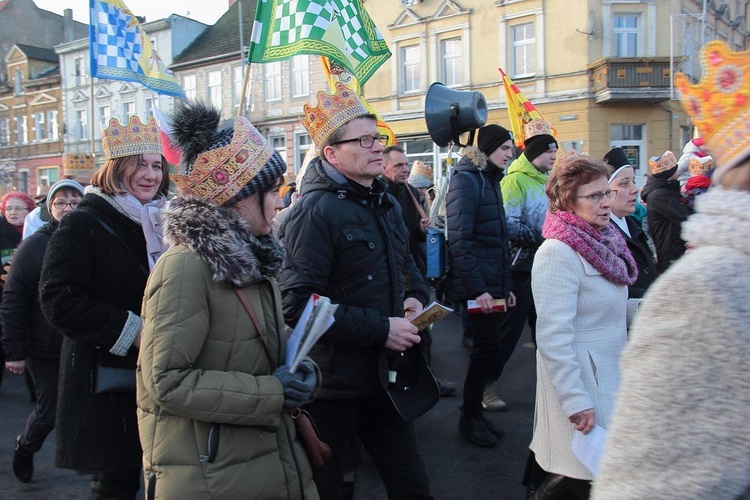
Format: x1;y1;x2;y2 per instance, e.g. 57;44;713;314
466;298;507;314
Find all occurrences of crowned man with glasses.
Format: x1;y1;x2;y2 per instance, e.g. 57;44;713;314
277;83;434;500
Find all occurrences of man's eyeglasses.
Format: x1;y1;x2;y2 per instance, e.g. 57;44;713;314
5;206;29;213
52;201;80;210
577;190;618;203
330;134;389;149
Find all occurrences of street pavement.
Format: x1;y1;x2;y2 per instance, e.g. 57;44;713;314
0;310;536;499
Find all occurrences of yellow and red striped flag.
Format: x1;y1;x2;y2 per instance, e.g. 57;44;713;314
321;56;396;146
499;67;555;148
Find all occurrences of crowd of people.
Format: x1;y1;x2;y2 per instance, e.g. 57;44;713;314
0;39;748;500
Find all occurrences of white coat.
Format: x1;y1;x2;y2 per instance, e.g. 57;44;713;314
530;238;633;480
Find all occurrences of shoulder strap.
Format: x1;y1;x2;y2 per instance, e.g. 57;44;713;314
234;288;276;371
79;207;149;278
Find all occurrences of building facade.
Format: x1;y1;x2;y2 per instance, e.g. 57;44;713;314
362;0;748;186
0;0;87;195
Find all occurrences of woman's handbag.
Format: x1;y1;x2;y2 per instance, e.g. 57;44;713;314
290;408;332;468
95;350;137;394
234;289;331;468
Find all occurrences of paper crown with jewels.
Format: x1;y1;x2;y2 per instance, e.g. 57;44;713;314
689;155;715;176
101;115;162;160
408;161;434;188
171;116;283;207
675;41;750;174
649;151;677;175
523;118;553;141
300;83;369;148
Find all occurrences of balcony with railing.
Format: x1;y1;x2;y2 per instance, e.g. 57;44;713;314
588;57;674;104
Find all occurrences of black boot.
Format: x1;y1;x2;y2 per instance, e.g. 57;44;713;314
13;435;34;483
529;473;574;500
480;416;505;438
458;414;497;447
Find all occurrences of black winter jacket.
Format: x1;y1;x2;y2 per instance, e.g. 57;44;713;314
612;216;657;299
40;193;148;472
382;177;426;276
445;148;512;302
1;221;61;360
278;158;429;399
641;176;692;274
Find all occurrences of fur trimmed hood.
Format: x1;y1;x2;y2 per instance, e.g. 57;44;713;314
462;146;488;169
161;197;284;286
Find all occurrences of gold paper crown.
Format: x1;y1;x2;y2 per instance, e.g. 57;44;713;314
300;83;369;147
102;115;162;160
649;151;677;175
523;118;553;140
689;155;715;176
408;161;434;187
171;117;276;206
62;153;95;172
675;41;750;171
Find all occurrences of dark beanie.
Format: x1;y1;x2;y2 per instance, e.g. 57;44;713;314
524;134;558;162
477;124;512;157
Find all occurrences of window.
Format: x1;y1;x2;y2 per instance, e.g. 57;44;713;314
122;102;135;121
208;70;222;109
46;110;59;140
441;38;462;87
18;170;29;194
294;133;313;173
33;112;46;142
38;167;59;190
183;75;197;101
233;66;245;108
270;136;286;164
16;116;28;144
265;62;282;101
98;105;110;138
291;55;310;97
512;24;536;78
401;45;421;93
0;118;9;146
76;109;88;141
74;57;87;86
613;14;640;57
14;69;23;95
144;98;153;118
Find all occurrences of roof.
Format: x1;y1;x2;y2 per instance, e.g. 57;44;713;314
15;43;58;63
171;0;257;67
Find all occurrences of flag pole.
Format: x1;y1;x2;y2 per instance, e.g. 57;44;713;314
237;0;250;117
89;66;96;159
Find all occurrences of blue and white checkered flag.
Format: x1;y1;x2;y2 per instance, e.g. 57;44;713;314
89;0;185;98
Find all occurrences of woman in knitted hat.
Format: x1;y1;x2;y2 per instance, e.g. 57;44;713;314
39;115;169;499
0;179;83;484
136;101;320;498
526;152;638;499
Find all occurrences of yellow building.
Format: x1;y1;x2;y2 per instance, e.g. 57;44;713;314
363;0;748;185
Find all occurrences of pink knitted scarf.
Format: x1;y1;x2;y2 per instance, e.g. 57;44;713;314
542;210;638;285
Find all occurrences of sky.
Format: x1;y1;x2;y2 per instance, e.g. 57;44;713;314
33;0;231;26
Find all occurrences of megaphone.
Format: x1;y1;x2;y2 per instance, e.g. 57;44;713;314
425;82;488;148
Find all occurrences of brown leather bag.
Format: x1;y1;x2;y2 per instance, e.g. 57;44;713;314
235;289;332;468
291;408;332;468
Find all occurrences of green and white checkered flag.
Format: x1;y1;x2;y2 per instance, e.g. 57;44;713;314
248;0;391;84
